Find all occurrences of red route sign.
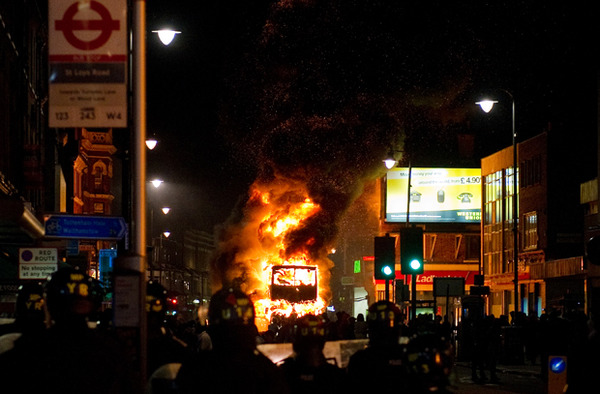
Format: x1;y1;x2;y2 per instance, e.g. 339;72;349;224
55;1;120;50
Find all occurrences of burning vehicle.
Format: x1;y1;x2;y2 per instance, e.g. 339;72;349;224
211;181;333;331
270;265;317;303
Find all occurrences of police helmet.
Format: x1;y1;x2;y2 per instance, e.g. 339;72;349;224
292;314;328;352
367;300;403;344
207;287;257;351
15;282;45;323
44;266;104;320
368;300;402;327
208;287;255;326
294;314;327;338
146;281;168;315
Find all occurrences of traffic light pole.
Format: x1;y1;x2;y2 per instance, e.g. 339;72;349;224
411;273;417;321
385;279;390;301
406;162;417;321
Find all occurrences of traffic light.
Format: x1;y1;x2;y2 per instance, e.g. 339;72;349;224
400;227;424;275
374;235;396;280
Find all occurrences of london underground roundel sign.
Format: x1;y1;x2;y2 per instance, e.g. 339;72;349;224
48;0;127;128
55;1;120;50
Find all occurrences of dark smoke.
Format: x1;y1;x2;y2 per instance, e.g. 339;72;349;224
210;0;476;295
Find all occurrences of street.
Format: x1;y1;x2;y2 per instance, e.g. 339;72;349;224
448;363;546;394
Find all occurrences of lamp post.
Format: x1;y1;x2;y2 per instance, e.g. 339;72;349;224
477;90;519;314
149;205;170;244
130;7;181;389
382;151;417;320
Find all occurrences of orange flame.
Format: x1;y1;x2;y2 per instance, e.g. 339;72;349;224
252;186;329;330
213;178;334;332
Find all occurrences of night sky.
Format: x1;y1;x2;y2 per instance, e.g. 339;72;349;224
143;0;599;240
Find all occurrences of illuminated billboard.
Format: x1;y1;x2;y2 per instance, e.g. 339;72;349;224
386;167;481;223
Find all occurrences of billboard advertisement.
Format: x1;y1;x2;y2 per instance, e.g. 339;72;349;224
385;167;481;223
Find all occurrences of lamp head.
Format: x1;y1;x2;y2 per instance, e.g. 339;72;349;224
152;29;181;46
476;99;498;113
383;150;397;169
383;158;396;169
145;137;158;150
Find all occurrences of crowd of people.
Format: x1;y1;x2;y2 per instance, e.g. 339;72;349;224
0;266;132;393
1;265;599;393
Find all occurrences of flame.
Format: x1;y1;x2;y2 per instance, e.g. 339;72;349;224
249;184;330;330
212;176;336;332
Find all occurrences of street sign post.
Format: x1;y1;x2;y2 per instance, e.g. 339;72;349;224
44;214;127;240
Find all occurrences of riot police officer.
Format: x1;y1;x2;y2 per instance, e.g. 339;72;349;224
279;314;347;394
0;281;46;353
146;281;189;376
146;280;190;393
347;300;410;393
0;266;131;393
177;286;290;394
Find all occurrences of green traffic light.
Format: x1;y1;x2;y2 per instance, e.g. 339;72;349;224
382;265;393;276
409;259;421;270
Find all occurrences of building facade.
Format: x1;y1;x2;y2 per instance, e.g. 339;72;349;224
0;1;54;315
482;131;591;318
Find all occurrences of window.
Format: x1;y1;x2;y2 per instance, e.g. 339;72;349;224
521;155;542;188
93;162;107;192
464;235;480;261
484;171;503;275
523;212;538;250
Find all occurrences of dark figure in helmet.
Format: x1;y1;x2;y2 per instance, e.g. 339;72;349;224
0;282;47;353
0;266;131;394
278;314;347;394
347;300;411;393
177;286;290;394
146;280;190;393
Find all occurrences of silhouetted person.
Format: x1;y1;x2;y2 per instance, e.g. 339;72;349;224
0;266;130;393
146;281;189;377
524;314;540;365
485;315;501;383
353;312;368;339
470;314;488;382
279;314;347;394
0;282;46;354
177;287;290;394
347;301;412;393
145;281;190;393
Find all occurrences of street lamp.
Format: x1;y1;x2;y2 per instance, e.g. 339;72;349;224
477;90;519;314
383;150;397;169
150;178;164;188
150;206;171;241
145;134;158;150
152;29;181;46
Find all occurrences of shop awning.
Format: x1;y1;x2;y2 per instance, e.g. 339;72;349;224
0;198;45;245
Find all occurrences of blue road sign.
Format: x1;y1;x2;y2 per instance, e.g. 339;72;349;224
44;215;127;240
